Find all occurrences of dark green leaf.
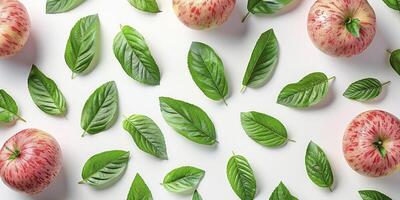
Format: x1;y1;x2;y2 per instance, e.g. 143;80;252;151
343;78;389;101
65;14;100;76
192;190;203;200
127;173;153;200
28;65;67;116
128;0;160;13
240;111;289;148
81;81;119;135
243;0;293;22
241;29;279;91
159;97;216;145
389;49;400;76
305;141;334;191
123;114;168;160
277;72;332;108
227;154;256;200
113;25;160;85
345;18;361;38
80;150;130;187
0;90;24;123
46;0;86;14
163;166;205;193
359;190;392;200
188;42;228;104
269;182;298;200
382;0;400;10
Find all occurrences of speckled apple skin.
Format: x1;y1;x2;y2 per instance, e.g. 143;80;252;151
0;129;62;194
173;0;236;30
307;0;376;57
0;0;30;58
343;110;400;177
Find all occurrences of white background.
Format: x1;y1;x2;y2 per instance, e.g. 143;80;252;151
1;0;400;199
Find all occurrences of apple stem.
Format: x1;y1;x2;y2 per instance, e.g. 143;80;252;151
240;86;247;93
381;81;391;86
242;12;250;23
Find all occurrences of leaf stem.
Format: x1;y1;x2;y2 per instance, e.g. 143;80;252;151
381;81;391;86
241;12;250;23
328;76;336;81
16;115;26;122
81;131;87;137
240;86;247;93
386;49;392;54
222;98;228;106
78;180;85;184
71;72;77;79
287;138;296;143
328;186;333;192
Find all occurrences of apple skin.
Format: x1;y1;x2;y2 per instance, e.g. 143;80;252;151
343;110;400;177
0;129;62;194
0;0;30;58
172;0;236;30
307;0;376;57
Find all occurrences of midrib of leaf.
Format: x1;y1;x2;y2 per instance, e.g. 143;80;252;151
196;52;225;99
85;88;114;132
247;115;286;142
124;119;164;155
231;157;253;199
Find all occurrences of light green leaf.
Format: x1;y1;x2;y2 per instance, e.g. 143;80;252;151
80;150;130;187
65;14;100;77
159;97;216;145
163;166;205;193
343;78;389;101
243;0;293;22
113;25;160;85
359;190;392;200
81;81;119;135
0;90;24;123
46;0;86;14
382;0;400;10
277;72;333;108
305;141;334;191
241;29;279;92
227;154;256;200
345;18;361;38
188;42;228;104
28;65;67;116
127;173;153;200
123;114;168;160
192;190;203;200
128;0;160;13
389;49;400;76
269;182;298;200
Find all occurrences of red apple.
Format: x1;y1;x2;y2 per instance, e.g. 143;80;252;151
343;110;400;177
172;0;236;30
307;0;376;57
0;129;62;194
0;0;30;58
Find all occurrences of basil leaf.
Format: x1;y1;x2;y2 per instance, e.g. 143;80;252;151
305;141;334;191
277;72;333;108
227;154;256;200
241;111;291;148
241;29;279;92
123;114;168;160
269;182;298;200
81;81;119;136
192;190;203;200
382;0;400;10
188;42;229;104
113;25;160;85
0;90;25;123
28;65;67;116
127;173;153;200
343;78;389;101
65;14;100;77
243;0;293;22
389;49;400;76
80;150;130;187
159;97;217;145
46;0;86;14
359;190;392;200
162;166;205;193
128;0;160;13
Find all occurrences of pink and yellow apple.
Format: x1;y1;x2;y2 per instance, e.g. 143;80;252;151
307;0;376;57
0;0;30;58
172;0;236;30
343;110;400;177
0;129;62;194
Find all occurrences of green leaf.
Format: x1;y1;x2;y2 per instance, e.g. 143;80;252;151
345;18;361;38
240;111;290;148
128;0;160;13
122;114;168;160
28;65;67;116
46;0;86;14
113;25;160;85
305;141;334;191
359;190;392;200
227;154;256;200
269;182;298;200
127;173;153;200
163;166;205;193
382;0;400;10
188;42;229;104
81;81;119;135
343;78;389;101
159;97;216;145
241;29;279;91
243;0;293;22
80;150;130;187
389;49;400;76
65;14;100;77
277;72;333;108
0;90;24;123
192;190;203;200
